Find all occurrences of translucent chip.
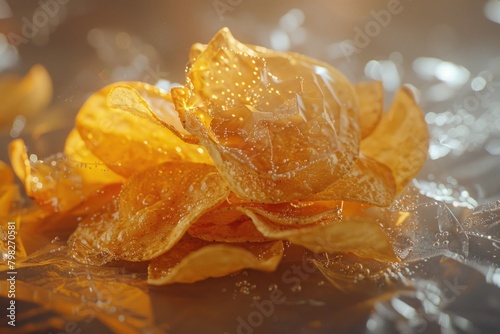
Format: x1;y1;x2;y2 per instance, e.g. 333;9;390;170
172;28;360;203
355;81;383;139
103;162;230;261
64;128;124;185
237;199;343;225
148;236;283;285
9;139;117;213
306;155;396;207
188;202;269;242
76;82;212;177
107;83;198;144
360;87;429;192
68;197;120;266
239;208;398;262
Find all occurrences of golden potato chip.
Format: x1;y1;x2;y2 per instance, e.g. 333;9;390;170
172;28;360;203
188;203;269;242
102;162;230;261
67;198;118;266
360;87;429;192
76;82;212;177
148;236;283;285
9;139;30;186
108;83;198;144
64;128;124;185
238;200;343;225
16;183;121;260
67;182;123;218
188;218;269;243
0;65;52;126
9;139;115;213
305;155;396;206
188;198;341;243
190;195;396;261
239;208;398;262
355;81;383;139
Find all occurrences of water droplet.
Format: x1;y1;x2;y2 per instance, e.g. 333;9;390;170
141;194;156;206
353;263;364;271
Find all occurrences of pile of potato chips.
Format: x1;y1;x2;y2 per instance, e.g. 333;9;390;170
2;28;429;285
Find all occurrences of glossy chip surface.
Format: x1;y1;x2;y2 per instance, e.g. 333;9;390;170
360;87;429;192
7;29;431;287
172;28;360;203
148;236;284;285
306;155;396;206
64;128;124;185
9;139;112;213
239;207;398;262
103;162;230;261
188;202;269;242
355;81;383;139
76;82;212;177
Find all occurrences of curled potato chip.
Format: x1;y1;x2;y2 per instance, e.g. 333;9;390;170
188;197;342;243
237;200;342;225
0;161;20;217
148;236;283;285
188;203;269;242
355;81;383;139
360;87;429;192
76;82;212;177
64;128;124;185
9;139;118;213
107;83;197;143
102;162;230;261
172;28;359;203
20;30;427;285
67;197;119;266
305;155;396;206
0;65;52;126
239;208;398;262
